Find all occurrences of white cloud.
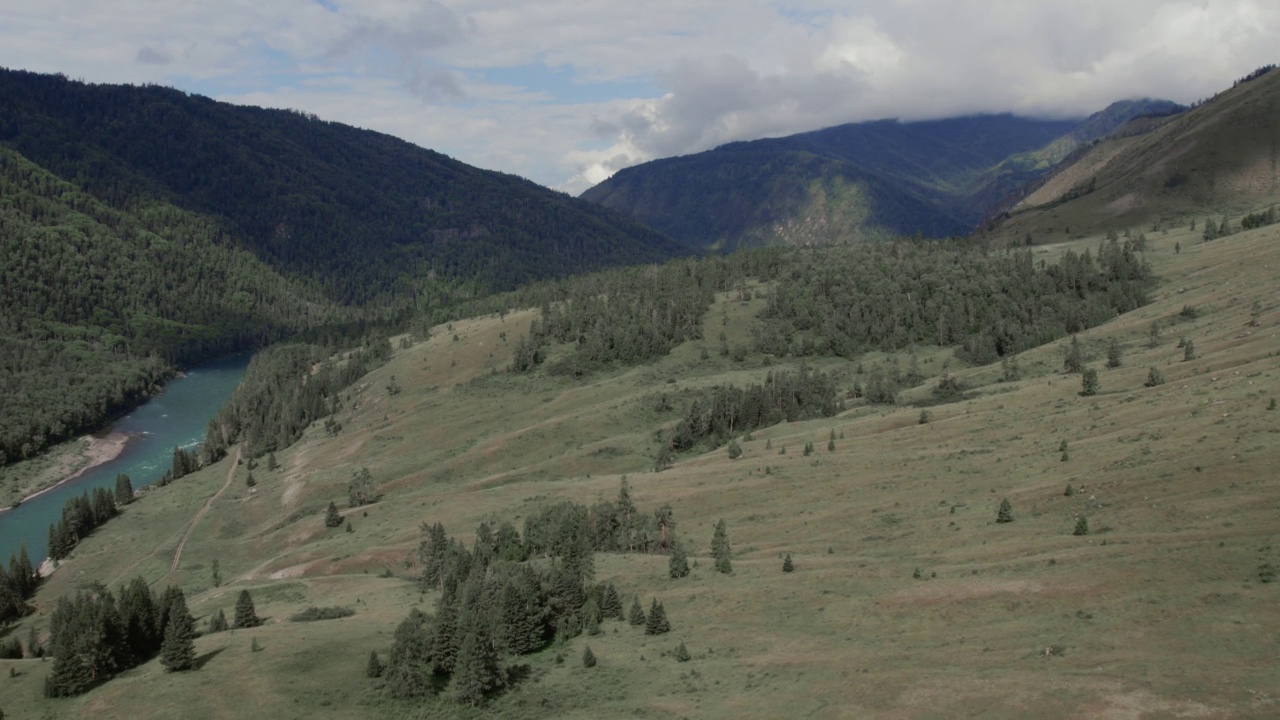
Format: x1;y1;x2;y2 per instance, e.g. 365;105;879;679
0;0;1277;193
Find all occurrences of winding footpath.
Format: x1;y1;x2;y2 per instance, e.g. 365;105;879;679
170;445;241;573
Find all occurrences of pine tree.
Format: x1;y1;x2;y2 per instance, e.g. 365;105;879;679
1080;368;1099;396
1148;320;1161;348
582;644;597;668
668;541;690;579
234;589;260;628
366;650;384;678
1106;338;1122;368
711;519;732;574
628;597;646;626
1073;516;1090;536
26;625;41;658
782;553;794;572
452;622;504;707
727;439;742;459
996;498;1014;524
1183;340;1196;361
1064;335;1084;373
325;501;343;528
114;473;134;505
644;599;671;635
208;609;228;633
267;452;279;471
601;583;623;619
674;641;691;662
159;609;196;672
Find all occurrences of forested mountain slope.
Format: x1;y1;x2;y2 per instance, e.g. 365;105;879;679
581;102;1180;250
0;69;684;302
0;68;688;468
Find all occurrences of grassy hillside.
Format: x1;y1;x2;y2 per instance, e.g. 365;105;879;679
987;68;1280;243
5;214;1278;717
581;102;1180;251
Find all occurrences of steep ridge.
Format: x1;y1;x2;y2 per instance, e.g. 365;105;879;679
987;67;1280;241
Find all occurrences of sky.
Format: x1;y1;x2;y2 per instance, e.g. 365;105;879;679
1;1;1277;194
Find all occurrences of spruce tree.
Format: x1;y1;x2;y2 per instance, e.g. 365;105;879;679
996;498;1014;524
208;609;228;633
267;452;279;471
1106;338;1122;368
1064;335;1084;373
668;541;690;579
234;589;260;628
628;596;646;626
674;641;691;662
452;622;504;707
325;501;343;528
366;650;384;678
711;519;733;574
1073;516;1090;536
783;553;794;573
582;644;597;668
159;609;196;672
1080;368;1099;396
1145;367;1166;387
1183;340;1197;361
644;600;671;635
601;583;623;619
114;473;134;505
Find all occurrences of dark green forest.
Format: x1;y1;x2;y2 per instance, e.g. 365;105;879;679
0;68;689;466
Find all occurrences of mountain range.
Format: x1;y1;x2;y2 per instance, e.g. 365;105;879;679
581;99;1182;250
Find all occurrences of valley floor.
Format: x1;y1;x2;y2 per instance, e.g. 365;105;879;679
3;222;1279;719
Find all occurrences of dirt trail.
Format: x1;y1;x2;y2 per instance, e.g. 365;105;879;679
169;446;240;573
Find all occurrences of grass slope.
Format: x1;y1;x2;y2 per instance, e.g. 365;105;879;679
4;222;1279;718
989;69;1280;242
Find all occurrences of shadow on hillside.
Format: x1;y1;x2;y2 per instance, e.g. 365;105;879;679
194;646;227;670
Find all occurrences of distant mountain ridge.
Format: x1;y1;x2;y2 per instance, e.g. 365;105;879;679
0;69;685;304
581;100;1183;250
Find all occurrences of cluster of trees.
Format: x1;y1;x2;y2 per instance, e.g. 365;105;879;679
201;339;389;462
43;578;198;697
750;239;1151;365
510;258;724;374
385;482;676;706
0;545;37;623
47;487;120;562
665;367;840;454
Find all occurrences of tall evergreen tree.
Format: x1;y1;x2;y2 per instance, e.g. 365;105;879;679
366;650;385;678
325;501;343;528
668;540;690;579
600;583;623;619
996;498;1014;524
582;644;597;668
628;596;646;626
644;599;671;635
783;553;794;572
114;473;134;505
234;589;260;628
711;519;733;574
452;621;504;707
159;610;196;672
208;609;228;633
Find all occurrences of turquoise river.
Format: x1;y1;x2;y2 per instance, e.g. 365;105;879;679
0;353;250;564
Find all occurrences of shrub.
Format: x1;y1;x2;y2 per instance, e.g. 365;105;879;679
289;606;356;622
996;498;1014;524
1144;367;1166;387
